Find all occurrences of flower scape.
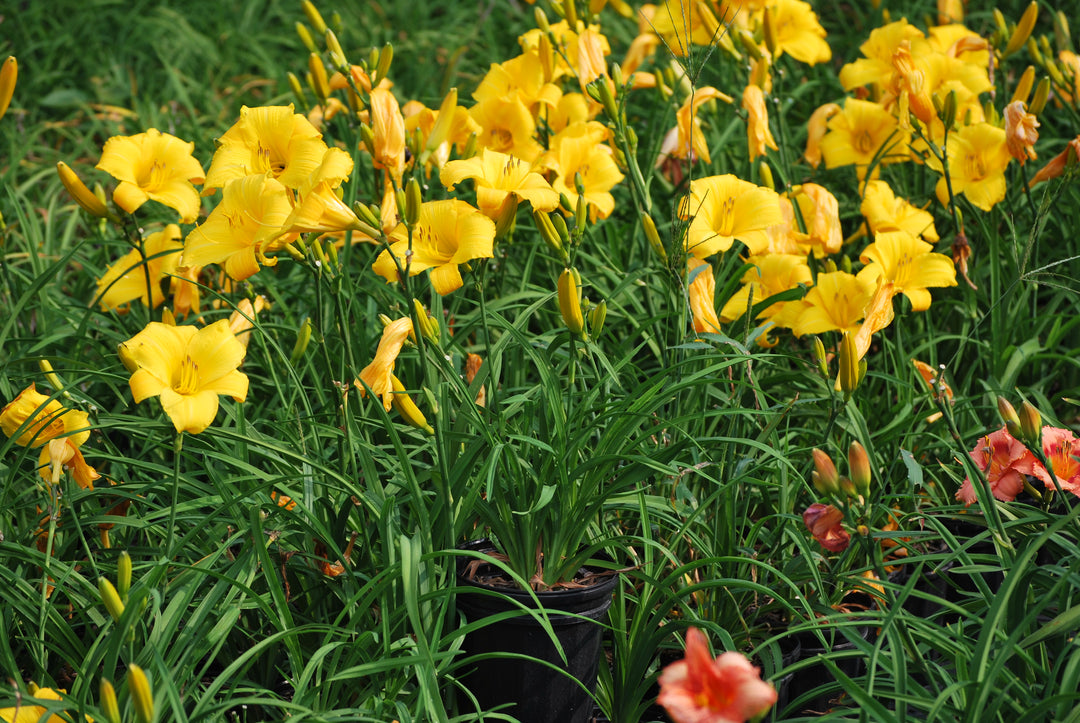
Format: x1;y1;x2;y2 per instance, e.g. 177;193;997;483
3;0;1080;721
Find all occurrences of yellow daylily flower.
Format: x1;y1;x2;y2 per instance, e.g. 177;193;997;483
372;200;496;296
721;254;813;323
228;296;269;349
0;686;93;723
368;88;407;185
540;122;624;220
96;225;183;311
96;129;205;223
470;95;544;164
743;84;777;163
839;19;925;92
928;122;1011;212
121;320;248;434
861;180;938;242
687;258;722;334
790;271;876;336
1;384;98;489
182;174;298;281
680;175;782;259
818;99;908;180
473;52;562;113
440;148;560;218
770;0;831;65
356;317;414;411
202;105;327;193
789;184;843;257
857;230;957;311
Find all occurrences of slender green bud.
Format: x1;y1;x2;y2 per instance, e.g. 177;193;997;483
308;53;330;103
589;299;607;338
117;551;132;603
291;317;313;366
941;89;957;130
1027;37;1045;66
287;72;308;109
812;337;828;378
534;6;550;34
594;78;619;120
838;331;861;396
494;195;519;238
533;210;568;261
326;29;347;70
374;43;393;85
354;200;381;230
1019;400;1042;446
640;212;667;263
550;210;571;246
295;22;317;53
575;191;587;232
128;665;155;723
99;577;125;621
101;678;122;723
1055;11;1071;53
405;177;422;227
762;7;779;57
412;299;440;343
839;477;858;499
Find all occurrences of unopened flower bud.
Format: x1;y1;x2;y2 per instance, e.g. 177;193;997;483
423;88;458;159
758;162;775;190
1029;77;1051;115
812;448;840;495
534;6;550;33
117;551;132;602
838;331;862;396
374;43;393;85
812;336;828;378
551;210;571;246
1005;2;1039;58
405;177;422;227
848;441;871;496
589;299;607;338
326;29;347;70
640;212;667;263
1019;400;1042;446
57;162;110;219
494;195;519;238
101;678;122;723
840;476;858;498
533;210;567;261
287;72;308;110
302;0;328;34
998;396;1022;438
412;298;440;343
99;577;125;621
558;268;586;335
762;6;779;56
295;22;317;53
308;53;330;103
291;317;314;366
0;56;16;122
128;665;155;723
391;375;434;435
1012;66;1036;105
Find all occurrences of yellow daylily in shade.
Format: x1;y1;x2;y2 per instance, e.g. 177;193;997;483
440;148;560;218
861;180;938;242
1;384;98;489
857;230;957;311
928;122;1011;212
96;129;205;223
372;200;496;296
96;225;183;311
122;320;248;434
540;122;624;220
680;175;782;259
721;254;812;323
790;271;876;336
170;263;202;319
356;317;414;411
770;0;831;65
471;95;544;164
789;184;843;257
687;259;722;334
819;99;908;180
183;174;298;281
742;85;778;163
203;105;327;193
0;685;92;723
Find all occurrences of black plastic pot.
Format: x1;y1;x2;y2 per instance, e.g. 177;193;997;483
455;544;617;723
781;624;875;714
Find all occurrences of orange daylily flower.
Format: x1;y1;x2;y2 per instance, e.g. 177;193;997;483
687;258;722;335
1;384;99;489
742;84;778;162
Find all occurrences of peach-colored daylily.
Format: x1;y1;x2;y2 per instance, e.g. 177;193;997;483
1004;100;1039;164
657;627;777;723
803;503;851;552
956;427;1042;505
1039;427;1080;496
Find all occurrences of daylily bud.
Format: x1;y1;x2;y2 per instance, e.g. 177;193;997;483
287;72;308;110
593;77;619;120
326;29;347;70
308;53;330;103
117;551;132;602
291;317;313;366
391;375;434;435
838;331;861;396
758;162;775;191
1019;400;1042;446
1005;3;1039;59
737;28;763;61
38;359;64;396
302;0;328;34
533;210;567;261
812;337;828;378
998;396;1022;438
494;195;519;238
558;268;585;335
295;22;317;53
1029;77;1051;115
563;0;578;27
0;56;16;122
839;476;858;499
423;88;458;157
1012;66;1036;105
412;298;440;343
848;441;871;496
538;32;555;83
99;577;126;621
353;200;382;231
57;162;110;219
1055;11;1071;53
374;43;394;86
551;210;571;246
534;6;550;33
941;89;957;130
812;448;840;495
405;177;422;227
640;212;667;263
128;664;155;723
589;299;607;338
993;9;1009;37
575;190;587;232
762;7;779;57
101;679;122;723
